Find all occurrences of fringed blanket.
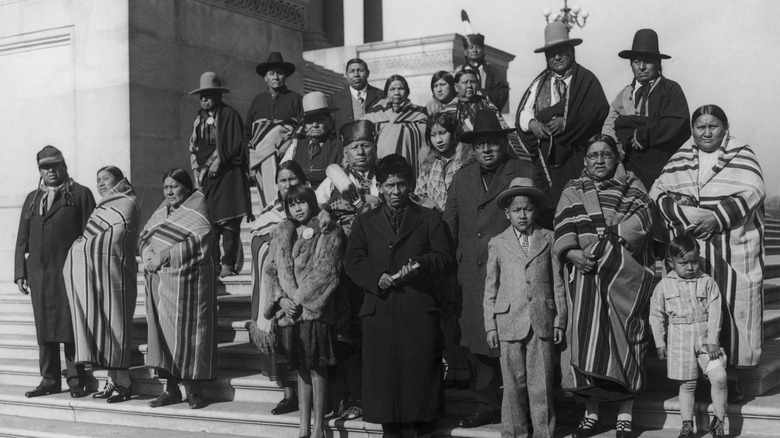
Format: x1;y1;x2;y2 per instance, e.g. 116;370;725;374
364;100;427;178
554;165;655;400
649;136;765;367
139;191;217;380
64;179;138;369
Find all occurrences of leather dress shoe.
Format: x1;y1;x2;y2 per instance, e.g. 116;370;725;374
271;397;299;415
25;385;61;398
69;386;87;398
458;411;495;428
188;393;207;409
148;390;182;408
106;385;132;404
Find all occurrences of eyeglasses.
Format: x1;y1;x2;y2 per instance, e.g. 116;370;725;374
473;143;501;151
585;151;615;161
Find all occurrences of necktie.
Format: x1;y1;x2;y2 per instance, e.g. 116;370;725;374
521;233;529;254
554;78;567;102
358;93;365;107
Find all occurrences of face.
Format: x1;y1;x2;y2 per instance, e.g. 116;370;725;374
379;175;410;209
429;124;456;155
465;44;485;63
473;136;507;169
545;46;575;75
346;62;369;91
163;176;189;209
264;68;287;91
505;196;538;234
692;114;727;153
584;141;618;181
199;91;222;111
432;78;454;103
387;80;408;106
276;169;302;198
456;73;479;100
304;114;331;140
630;56;661;84
344;140;376;172
288;199;314;224
96;170;120;197
39;162;67;187
670;249;701;280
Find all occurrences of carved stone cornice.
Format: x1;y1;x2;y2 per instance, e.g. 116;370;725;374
197;0;306;31
368;50;453;74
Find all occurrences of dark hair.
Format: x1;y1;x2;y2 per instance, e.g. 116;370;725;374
425;111;461;147
384;75;409;96
691;104;729;129
430;71;455;92
586;134;619;155
276;160;308;184
376;154;414;186
667;234;700;259
162;168;194;193
97;165;124;181
345;58;369;72
454;69;478;84
283;184;320;221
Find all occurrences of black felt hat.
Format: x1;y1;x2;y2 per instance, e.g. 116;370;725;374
618;29;670;60
255;52;296;77
459;109;515;143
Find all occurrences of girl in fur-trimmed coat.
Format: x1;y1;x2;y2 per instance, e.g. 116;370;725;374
264;184;344;438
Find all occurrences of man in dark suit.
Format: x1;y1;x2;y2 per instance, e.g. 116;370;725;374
331;58;384;132
455;33;510;112
15;146;95;398
444;109;550;428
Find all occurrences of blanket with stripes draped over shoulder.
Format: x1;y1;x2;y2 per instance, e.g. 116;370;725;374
139;190;217;380
554;165;655;400
64;179;139;369
364;99;427;178
649;136;765;367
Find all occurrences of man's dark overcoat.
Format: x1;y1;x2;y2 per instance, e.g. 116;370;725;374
443;157;549;356
344;202;452;424
15;182;95;344
331;85;384;133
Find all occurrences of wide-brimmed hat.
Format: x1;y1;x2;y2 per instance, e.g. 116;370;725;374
459;108;515;143
534;22;583;53
37;145;65;166
340;120;376;144
461;33;485;49
497;177;548;209
255;52;296;77
302;92;339;118
189;71;230;95
618;29;670;60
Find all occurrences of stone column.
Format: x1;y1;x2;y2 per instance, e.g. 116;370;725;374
304;0;329;50
343;0;364;46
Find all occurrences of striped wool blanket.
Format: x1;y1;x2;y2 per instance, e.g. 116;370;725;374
364;100;427;178
554;165;655;399
140;190;217;380
64;179;139;369
649;136;765;367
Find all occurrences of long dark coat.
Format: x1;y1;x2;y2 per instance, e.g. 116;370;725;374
443;157;550;356
15;181;95;344
344;202;452;424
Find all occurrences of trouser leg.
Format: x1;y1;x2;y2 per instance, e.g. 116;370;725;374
499;340;529;438
472;353;501;413
38;342;61;388
219;218;243;268
526;333;555;438
63;342;84;388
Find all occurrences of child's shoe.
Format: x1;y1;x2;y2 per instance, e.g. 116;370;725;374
678;420;694;438
710;416;725;438
615;420;633;438
572;416;600;438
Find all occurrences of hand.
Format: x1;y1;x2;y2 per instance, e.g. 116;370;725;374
317;209;332;230
685;213;720;240
208;156;221;179
631;130;646;151
706;344;720;361
279;297;302;319
554;327;565;345
529;120;551;139
486;330;499;349
546;117;565;136
145;250;162;271
566;249;596;273
378;273;394;291
396;259;420;282
657;346;667;360
16;278;29;295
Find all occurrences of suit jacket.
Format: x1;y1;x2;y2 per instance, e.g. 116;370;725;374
483;227;566;341
443;157;550;354
331;84;385;133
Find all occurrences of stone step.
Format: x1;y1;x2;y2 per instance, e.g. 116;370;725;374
138;341;262;372
135;273;252;296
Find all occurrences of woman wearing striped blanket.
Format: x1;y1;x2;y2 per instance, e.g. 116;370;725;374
650;104;765;404
64;166;138;403
554;135;655;438
141;168;217;410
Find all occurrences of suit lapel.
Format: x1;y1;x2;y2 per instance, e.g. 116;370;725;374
394;204;423;244
43;192;63;219
525;228;549;265
480;159;515;207
367;209;396;243
501;228;527;261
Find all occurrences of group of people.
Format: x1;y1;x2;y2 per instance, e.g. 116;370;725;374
12;16;766;438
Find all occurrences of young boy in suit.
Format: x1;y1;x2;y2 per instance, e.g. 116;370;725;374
483;177;567;438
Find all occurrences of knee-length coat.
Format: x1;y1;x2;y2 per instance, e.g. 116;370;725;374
344;202;452;424
15;179;95;344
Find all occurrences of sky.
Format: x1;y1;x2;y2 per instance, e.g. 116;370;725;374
382;0;780;197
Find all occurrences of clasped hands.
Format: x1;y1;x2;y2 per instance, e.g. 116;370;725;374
378;259;420;291
529;117;565;139
279;296;302;319
685;212;719;241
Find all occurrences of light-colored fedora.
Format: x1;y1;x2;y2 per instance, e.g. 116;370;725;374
189;71;230;95
534;21;583;53
302;91;338;118
497;176;549;209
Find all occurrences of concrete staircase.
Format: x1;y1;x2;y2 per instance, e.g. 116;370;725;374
1;214;780;437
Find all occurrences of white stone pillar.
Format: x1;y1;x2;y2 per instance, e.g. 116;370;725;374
343;0;364;46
